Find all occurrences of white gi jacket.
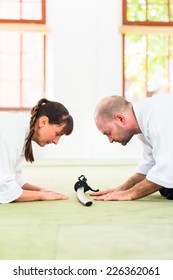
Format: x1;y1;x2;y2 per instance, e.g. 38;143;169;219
0;113;30;203
133;93;173;189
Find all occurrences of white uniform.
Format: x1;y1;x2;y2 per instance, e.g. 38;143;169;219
133;93;173;189
0;113;30;203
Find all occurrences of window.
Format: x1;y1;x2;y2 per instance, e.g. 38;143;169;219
0;0;46;109
121;0;173;101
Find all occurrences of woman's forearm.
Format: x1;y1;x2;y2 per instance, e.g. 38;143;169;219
22;183;47;191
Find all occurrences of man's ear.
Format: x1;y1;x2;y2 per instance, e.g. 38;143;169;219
114;114;126;125
38;116;49;128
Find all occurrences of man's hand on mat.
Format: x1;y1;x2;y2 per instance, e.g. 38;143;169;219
90;188;115;196
91;190;132;201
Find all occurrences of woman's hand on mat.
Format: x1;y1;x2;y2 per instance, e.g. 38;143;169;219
41;191;69;200
15;190;69;202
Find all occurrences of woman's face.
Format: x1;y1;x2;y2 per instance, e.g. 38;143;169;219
32;116;65;147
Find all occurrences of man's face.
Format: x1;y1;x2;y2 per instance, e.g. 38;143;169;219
95;115;134;146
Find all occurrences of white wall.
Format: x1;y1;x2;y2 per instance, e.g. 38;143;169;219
26;0;143;162
32;0;142;162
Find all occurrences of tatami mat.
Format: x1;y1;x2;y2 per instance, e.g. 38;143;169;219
0;163;172;260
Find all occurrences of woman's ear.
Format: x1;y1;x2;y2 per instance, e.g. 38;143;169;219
37;116;49;128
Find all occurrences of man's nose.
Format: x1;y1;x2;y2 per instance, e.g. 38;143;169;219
108;136;113;143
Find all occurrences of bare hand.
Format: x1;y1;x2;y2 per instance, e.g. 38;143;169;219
15;189;69;202
90;188;114;196
93;190;132;201
38;187;52;192
42;191;69;200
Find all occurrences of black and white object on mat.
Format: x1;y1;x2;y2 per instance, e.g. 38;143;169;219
74;175;99;206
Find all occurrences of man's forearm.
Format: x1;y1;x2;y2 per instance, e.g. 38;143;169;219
92;177;161;201
127;178;161;200
116;173;146;192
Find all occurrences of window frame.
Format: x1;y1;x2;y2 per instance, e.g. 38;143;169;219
0;0;46;110
121;0;173;99
0;0;46;24
123;0;173;26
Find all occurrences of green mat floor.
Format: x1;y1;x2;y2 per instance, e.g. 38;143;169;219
0;164;172;260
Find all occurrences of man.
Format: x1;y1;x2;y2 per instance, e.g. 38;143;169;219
91;93;173;201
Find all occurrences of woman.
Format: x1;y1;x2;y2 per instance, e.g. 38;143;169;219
0;98;73;203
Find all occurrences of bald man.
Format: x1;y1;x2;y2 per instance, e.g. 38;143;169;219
91;93;173;201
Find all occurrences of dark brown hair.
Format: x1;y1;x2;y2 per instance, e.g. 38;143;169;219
25;98;73;163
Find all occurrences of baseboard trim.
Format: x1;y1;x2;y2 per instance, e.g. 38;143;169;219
22;159;137;167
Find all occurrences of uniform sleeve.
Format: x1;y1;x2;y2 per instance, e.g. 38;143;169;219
135;140;155;175
0;137;23;203
15;162;27;188
146;130;173;188
142;113;173;188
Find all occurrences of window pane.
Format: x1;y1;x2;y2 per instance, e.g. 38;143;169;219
0;0;44;21
148;4;168;21
0;31;20;52
22;1;42;20
0;0;45;108
22;80;43;107
124;33;170;100
127;0;146;3
0;31;21;107
22;32;44;107
147;34;168;93
125;0;172;23
124;34;146;100
147;55;168;93
0;31;45;108
124;0;173;101
170;36;173;58
169;36;173;92
127;4;146;21
0;54;20;79
170;5;173;21
148;0;168;3
22;32;44;80
0;2;20;19
148;34;167;54
23;56;43;79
